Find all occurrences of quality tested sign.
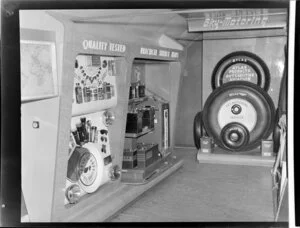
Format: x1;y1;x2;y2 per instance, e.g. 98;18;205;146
82;40;126;53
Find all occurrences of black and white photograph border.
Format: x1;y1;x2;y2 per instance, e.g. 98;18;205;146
0;0;297;227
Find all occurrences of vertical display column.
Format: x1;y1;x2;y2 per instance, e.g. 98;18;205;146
64;55;120;206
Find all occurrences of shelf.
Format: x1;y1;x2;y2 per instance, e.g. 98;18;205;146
128;96;149;104
72;96;117;117
121;154;183;185
58;156;183;222
125;128;154;138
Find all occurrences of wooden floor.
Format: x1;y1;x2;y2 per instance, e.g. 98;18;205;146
109;148;275;222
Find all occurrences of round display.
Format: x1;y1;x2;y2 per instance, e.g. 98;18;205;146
217;98;257;132
202;81;275;152
77;143;106;193
220;122;250;151
78;152;98;186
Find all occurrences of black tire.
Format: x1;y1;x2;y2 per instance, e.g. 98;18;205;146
278;61;287;117
193;111;203;150
211;51;270;91
203;81;275;152
273;108;281;153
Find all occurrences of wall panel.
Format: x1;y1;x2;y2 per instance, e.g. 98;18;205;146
174;41;203;147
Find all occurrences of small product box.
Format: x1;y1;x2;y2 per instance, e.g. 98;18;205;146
125;112;143;134
137;143;159;168
261;140;274;157
200;137;213;153
122;149;138;169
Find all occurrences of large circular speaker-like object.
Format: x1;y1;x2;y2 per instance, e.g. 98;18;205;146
203;81;275;152
221;122;250;151
211;51;270;91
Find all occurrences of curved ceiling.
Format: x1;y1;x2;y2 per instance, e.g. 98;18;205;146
51;9;204;47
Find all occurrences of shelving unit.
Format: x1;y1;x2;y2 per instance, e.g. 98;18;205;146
128;97;149;105
125;128;154;138
121;59;178;184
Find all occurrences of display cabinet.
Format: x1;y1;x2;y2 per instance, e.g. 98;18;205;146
121;61;173;184
20;10;185;222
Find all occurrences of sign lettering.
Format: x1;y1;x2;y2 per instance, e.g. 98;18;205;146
188;9;287;32
203;15;268;30
82;40;126;53
140;47;158;56
223;63;257;83
140;47;179;59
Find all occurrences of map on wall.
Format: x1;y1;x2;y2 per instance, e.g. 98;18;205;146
21;40;58;101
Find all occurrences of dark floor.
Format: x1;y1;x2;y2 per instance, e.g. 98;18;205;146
109;148;275;222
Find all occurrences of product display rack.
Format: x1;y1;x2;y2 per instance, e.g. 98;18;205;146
20;10;184;222
121;59;183;184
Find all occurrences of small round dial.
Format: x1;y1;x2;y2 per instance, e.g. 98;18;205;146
78;152;98;186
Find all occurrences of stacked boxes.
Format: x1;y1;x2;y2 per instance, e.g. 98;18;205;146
122;149;138;169
137;143;159;168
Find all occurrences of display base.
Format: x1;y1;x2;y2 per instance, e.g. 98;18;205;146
21;156;183;222
196;146;275;167
121;154;181;184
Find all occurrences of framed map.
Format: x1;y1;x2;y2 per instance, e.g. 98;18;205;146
21;40;58;101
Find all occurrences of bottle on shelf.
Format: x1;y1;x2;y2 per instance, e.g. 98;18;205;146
131;83;136;99
98;87;104;100
71;128;81;145
86;87;91;102
75;83;83;104
91;87;98;101
138;82;145;98
135;82;139;99
94;128;99;143
106;83;112;99
86;119;92;142
75;122;85;144
83;85;88;103
80;117;88;143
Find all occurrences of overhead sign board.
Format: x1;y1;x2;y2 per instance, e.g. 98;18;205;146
188;9;287;32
